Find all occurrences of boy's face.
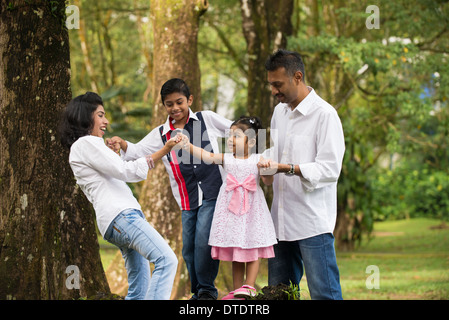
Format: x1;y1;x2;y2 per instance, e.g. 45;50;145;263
163;92;193;125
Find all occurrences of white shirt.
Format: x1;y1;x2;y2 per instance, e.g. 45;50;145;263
122;109;232;210
69;135;149;236
268;87;345;241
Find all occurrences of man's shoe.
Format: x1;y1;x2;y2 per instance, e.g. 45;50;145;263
198;292;217;300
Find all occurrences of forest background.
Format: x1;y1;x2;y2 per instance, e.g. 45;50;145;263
0;0;447;300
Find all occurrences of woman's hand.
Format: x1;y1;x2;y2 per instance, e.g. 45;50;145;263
106;136;127;153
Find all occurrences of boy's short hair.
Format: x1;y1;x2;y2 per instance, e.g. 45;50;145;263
160;78;191;104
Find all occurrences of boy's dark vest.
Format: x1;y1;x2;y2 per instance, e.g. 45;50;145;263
159;111;222;211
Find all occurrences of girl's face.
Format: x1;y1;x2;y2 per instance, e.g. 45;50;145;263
90;105;109;138
227;125;255;158
163;92;193;126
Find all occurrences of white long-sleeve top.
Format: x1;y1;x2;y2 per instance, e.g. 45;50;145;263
268;87;345;241
69;135;149;236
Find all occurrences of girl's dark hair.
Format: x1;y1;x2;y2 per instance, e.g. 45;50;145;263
160;78;191;105
59;92;103;149
231;116;264;153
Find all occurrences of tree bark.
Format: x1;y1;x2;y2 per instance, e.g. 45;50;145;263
0;0;110;299
240;0;293;124
105;0;209;299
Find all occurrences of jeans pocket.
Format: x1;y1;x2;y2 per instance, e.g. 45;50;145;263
107;218;131;248
121;209;144;223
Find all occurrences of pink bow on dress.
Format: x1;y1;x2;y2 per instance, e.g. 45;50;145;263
225;173;257;215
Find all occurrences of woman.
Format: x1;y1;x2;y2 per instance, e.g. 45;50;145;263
59;92;179;300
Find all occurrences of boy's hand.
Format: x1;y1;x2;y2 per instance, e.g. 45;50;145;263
105;136;124;154
170;133;190;150
166;133;184;150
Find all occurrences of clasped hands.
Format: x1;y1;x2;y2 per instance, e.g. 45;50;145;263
105;133;277;175
257;156;278;176
105;132;188;153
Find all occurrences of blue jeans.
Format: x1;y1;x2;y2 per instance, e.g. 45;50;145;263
182;199;220;299
104;209;178;300
268;233;343;300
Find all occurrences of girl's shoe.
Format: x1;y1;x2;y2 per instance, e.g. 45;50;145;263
222;291;244;300
233;285;256;299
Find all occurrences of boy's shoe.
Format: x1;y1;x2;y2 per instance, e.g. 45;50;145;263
198;292;217;300
233;285;256;299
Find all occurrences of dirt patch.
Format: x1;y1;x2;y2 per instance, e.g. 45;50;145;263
429;221;449;230
372;231;404;237
254;283;300;300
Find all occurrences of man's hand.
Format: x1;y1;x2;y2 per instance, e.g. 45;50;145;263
257;156;278;175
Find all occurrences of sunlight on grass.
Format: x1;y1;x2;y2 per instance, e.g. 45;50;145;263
337;218;449;300
99;218;449;300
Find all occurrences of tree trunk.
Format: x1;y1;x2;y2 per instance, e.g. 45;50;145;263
240;0;293;124
146;0;209;300
105;0;209;300
0;0;110;299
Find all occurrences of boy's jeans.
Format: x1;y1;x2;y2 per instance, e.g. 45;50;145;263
104;209;178;300
268;233;343;300
182;199;219;299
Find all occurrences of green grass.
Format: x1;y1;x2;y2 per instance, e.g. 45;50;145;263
99;218;449;300
336;218;449;300
98;237;119;270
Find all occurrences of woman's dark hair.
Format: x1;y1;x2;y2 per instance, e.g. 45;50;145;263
59;92;104;149
265;49;306;81
231;116;264;153
160;78;191;105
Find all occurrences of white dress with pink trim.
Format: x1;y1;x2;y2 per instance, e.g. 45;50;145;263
209;153;277;262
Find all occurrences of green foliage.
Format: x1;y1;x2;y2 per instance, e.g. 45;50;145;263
372;165;449;221
287;0;449;245
68;0;449;247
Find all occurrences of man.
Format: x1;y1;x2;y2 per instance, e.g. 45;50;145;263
258;49;345;300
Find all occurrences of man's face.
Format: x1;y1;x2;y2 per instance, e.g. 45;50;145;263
267;67;302;107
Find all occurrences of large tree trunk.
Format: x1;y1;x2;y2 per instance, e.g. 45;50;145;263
105;0;209;300
240;0;293;124
0;0;110;299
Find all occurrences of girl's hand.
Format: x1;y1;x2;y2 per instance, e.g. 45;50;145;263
258;156;278;175
166;133;185;150
170;133;190;151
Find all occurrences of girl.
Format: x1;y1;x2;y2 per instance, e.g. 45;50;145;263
59;92;180;300
182;116;277;300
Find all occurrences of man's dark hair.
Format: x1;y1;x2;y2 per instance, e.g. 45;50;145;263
160;78;191;104
59;92;103;149
265;49;305;81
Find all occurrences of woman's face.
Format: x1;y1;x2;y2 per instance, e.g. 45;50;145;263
163;92;193;125
91;105;109;138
